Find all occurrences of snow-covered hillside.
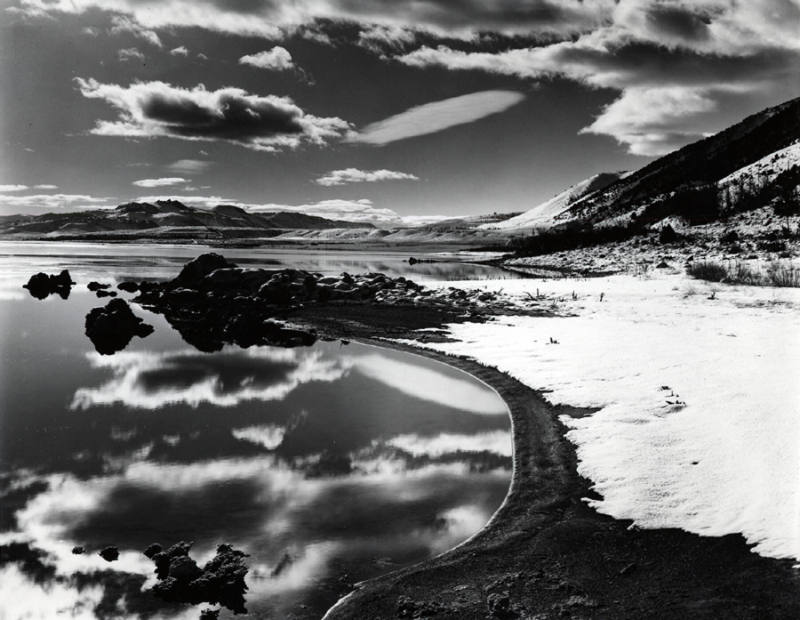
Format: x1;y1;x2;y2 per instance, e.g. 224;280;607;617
718;141;800;202
480;172;624;232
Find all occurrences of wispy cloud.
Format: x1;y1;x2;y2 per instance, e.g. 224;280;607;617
169;45;189;56
109;15;162;47
117;47;144;62
239;46;295;71
350;90;525;145
0;193;113;214
315;168;419;186
0;184;29;192
396;2;800;155
168;159;211;174
75;79;353;152
132;177;188;188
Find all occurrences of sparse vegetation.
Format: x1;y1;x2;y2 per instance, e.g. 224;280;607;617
687;259;800;287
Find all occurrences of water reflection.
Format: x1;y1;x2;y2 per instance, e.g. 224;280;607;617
0;255;512;619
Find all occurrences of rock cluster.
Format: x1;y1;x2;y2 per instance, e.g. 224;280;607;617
22;269;74;300
84;298;154;355
144;541;249;614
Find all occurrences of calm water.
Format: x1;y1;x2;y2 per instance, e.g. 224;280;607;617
0;244;511;619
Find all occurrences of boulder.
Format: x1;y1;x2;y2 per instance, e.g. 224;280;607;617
173;253;237;288
99;546;119;562
87;281;111;291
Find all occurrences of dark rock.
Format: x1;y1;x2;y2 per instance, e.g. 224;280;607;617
199;610;220;620
656;260;670;269
408;256;418;265
23;270;74;300
96;289;117;298
87;281;111;291
305;451;353;478
143;543;162;559
99;546;119;562
173;253;237;288
659;224;680;244
71;546;85;555
148;541;249;615
85;298;154;355
487;592;519;618
117;281;140;293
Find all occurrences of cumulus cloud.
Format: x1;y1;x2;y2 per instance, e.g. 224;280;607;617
396;1;800;154
239;46;295;71
169;45;189;56
117;47;144;62
351;90;525;145
315;168;419;186
132;177;188;188
74;78;352;152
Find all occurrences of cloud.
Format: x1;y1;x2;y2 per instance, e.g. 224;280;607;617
169;45;189;56
0;184;28;192
132;177;188;188
16;0;612;40
70;348;350;411
0;193;113;213
384;430;512;458
232;424;286;450
34;184;59;190
117;47;144;62
239;46;295;71
74;78;352;152
315;168;419;186
109;14;162;47
396;1;800;154
168;158;211;174
351;90;525;145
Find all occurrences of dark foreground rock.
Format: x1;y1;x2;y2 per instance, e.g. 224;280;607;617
85;298;154;355
146;541;249;614
22;269;74;300
99;546;119;562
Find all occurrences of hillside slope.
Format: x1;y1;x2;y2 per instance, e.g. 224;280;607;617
557;96;800;227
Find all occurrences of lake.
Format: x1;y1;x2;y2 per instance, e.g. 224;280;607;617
0;243;512;619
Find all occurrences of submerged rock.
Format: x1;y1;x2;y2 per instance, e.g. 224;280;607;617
22;270;75;300
85;298;154;355
147;541;249;614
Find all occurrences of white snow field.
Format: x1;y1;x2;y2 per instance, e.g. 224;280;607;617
409;273;800;560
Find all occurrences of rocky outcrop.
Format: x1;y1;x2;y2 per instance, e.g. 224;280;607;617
146;541;249;614
99;546;119;562
22;270;74;300
127;254;525;353
84;299;154;355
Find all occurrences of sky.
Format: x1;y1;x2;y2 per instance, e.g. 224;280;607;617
0;0;798;224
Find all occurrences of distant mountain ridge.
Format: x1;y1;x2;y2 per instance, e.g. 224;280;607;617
0;199;370;239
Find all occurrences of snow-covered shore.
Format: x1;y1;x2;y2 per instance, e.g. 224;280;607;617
408;272;800;561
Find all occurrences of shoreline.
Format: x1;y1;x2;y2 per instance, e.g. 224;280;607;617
321;335;800;620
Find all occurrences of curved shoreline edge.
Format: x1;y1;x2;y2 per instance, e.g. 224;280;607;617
323;337;800;620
